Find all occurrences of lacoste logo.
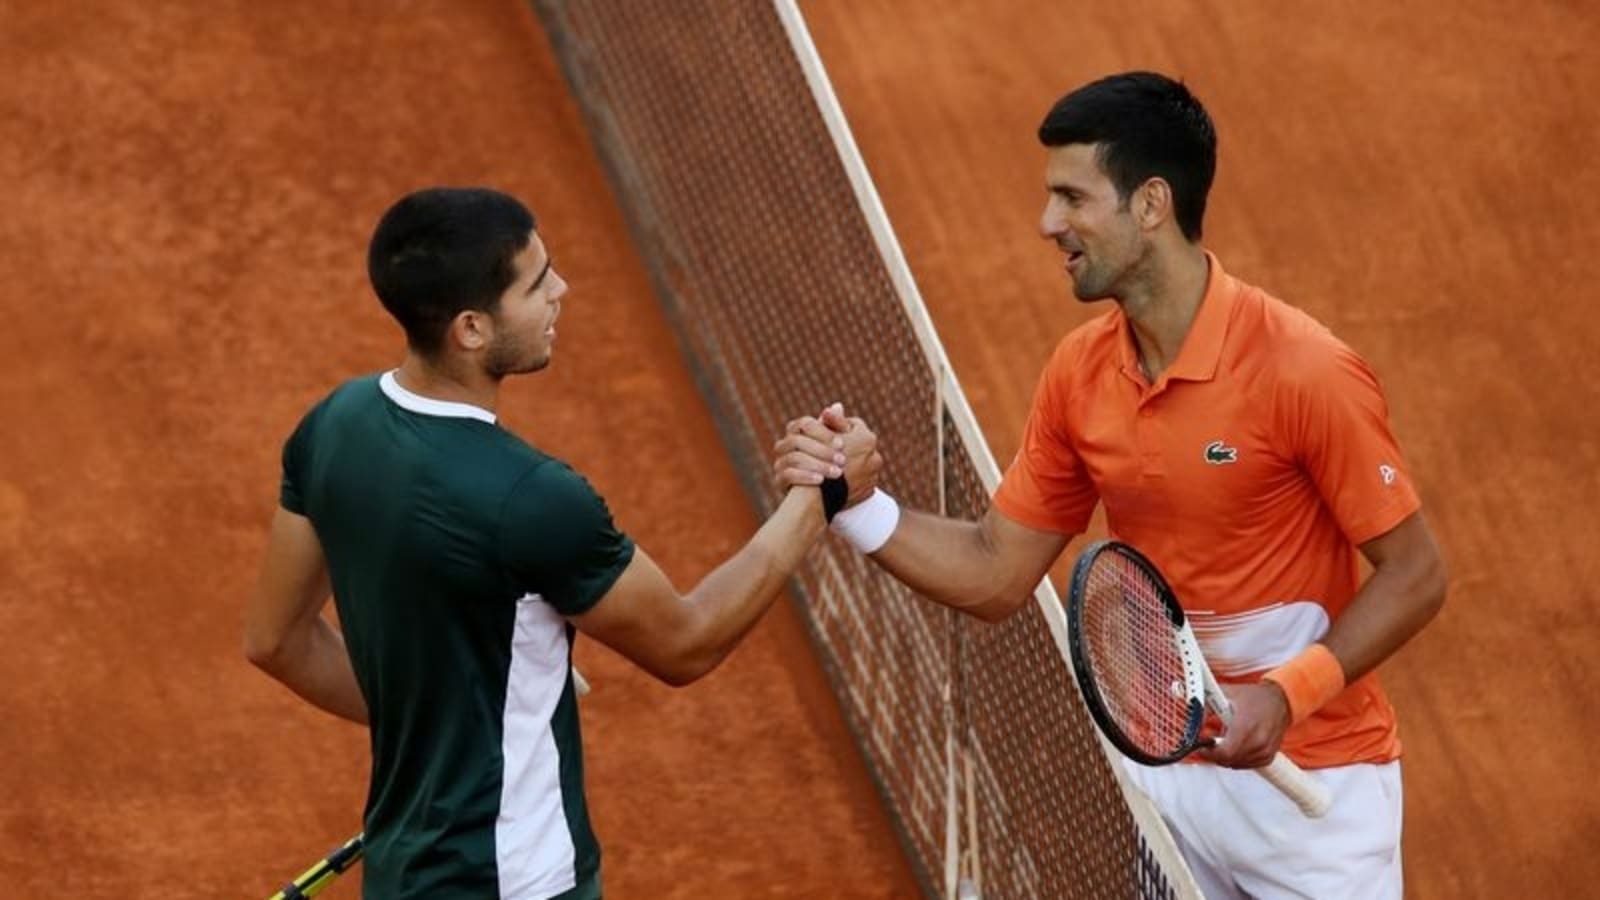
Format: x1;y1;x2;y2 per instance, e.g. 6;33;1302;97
1203;441;1238;465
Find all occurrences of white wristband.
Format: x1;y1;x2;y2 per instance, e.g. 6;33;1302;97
829;489;900;554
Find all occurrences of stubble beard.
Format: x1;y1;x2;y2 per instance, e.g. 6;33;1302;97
1072;236;1151;304
1071;260;1117;302
485;338;551;378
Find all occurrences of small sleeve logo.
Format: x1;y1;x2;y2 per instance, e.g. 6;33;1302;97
1379;464;1398;485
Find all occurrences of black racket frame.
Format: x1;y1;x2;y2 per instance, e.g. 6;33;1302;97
1065;539;1206;766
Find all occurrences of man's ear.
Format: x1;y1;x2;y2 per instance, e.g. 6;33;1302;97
448;309;492;352
1135;177;1174;232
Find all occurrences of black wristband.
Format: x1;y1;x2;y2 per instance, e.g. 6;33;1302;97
820;475;849;522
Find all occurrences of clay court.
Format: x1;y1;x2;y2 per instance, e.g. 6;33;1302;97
1;1;1594;898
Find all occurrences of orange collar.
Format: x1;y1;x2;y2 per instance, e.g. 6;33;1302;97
1117;250;1238;385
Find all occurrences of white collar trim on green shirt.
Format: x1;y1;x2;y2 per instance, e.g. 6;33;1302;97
379;370;497;424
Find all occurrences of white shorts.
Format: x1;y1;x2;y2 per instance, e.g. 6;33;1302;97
1122;759;1403;900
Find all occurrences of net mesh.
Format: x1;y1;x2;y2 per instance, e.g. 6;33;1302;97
1075;550;1199;761
533;3;1190;897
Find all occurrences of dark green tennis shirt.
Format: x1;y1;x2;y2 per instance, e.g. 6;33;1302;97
280;372;634;899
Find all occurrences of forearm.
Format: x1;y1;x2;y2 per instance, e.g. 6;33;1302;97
1216;556;1444;766
1322;552;1447;681
867;508;1021;621
250;618;369;724
678;488;827;675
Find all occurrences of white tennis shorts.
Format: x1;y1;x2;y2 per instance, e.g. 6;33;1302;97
1122;759;1403;900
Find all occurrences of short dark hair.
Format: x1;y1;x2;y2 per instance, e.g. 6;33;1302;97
367;187;537;355
1038;71;1216;240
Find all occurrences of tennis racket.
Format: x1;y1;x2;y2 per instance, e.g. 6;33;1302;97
1066;540;1332;818
266;833;365;900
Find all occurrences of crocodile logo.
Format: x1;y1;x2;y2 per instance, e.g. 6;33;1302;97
1203;440;1238;465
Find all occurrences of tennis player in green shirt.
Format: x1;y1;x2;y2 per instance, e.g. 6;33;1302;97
244;187;879;899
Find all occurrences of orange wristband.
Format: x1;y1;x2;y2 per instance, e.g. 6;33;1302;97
1262;644;1346;725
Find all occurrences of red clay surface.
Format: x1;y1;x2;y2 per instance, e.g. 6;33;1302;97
7;1;1597;898
0;2;917;896
802;1;1600;897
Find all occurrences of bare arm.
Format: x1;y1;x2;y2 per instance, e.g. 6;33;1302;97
243;507;368;724
772;409;1070;622
573;411;882;686
1325;510;1448;679
571;487;827;686
866;505;1070;622
1202;510;1447;768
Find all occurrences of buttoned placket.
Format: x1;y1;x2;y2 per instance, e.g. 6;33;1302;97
1124;364;1169;478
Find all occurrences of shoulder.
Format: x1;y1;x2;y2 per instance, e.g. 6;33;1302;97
441;432;562;509
498;457;627;559
1041;308;1122;379
285;375;370;442
314;372;385;410
1232;288;1375;390
1232;296;1391;437
504;457;611;515
1018;309;1123;424
279;375;385;501
510;456;587;491
293;373;384;430
332;372;383;398
1058;308;1122;359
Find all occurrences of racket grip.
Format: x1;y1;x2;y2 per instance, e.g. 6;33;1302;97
1257;753;1332;818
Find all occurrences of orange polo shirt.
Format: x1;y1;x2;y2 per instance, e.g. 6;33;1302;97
994;253;1420;768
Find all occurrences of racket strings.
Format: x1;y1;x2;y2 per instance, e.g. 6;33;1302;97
1080;553;1196;758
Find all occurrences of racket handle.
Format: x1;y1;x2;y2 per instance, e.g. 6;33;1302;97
1256;753;1332;818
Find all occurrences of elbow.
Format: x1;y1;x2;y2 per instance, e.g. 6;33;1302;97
648;631;725;687
1422;553;1449;621
244;640;278;674
652;653;719;688
244;629;288;675
968;587;1030;624
657;668;702;689
1407;532;1449;624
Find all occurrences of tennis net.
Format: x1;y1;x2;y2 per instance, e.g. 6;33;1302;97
533;2;1198;897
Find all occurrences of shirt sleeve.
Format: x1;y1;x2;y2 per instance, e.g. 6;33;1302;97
992;351;1100;534
1277;338;1422;545
278;406;319;515
498;461;636;617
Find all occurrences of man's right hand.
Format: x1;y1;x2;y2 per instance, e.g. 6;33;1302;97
772;403;883;508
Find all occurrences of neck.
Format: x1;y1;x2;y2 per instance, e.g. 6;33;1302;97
394;352;500;415
1118;242;1210;381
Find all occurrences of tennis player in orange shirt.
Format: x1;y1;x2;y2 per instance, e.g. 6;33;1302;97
774;72;1447;899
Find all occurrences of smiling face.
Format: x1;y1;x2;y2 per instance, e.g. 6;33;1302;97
1038;143;1151;302
483;231;566;377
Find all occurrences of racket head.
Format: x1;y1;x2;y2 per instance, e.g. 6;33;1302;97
1066;540;1206;765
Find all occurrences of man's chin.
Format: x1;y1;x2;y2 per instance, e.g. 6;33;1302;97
488;354;552;378
1071;284;1110;303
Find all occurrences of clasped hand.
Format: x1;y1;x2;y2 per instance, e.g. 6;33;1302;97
770;403;883;510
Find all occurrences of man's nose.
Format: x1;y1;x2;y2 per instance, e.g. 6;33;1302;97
1038;197;1065;239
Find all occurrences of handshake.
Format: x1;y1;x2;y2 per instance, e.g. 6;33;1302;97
771;403;898;554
